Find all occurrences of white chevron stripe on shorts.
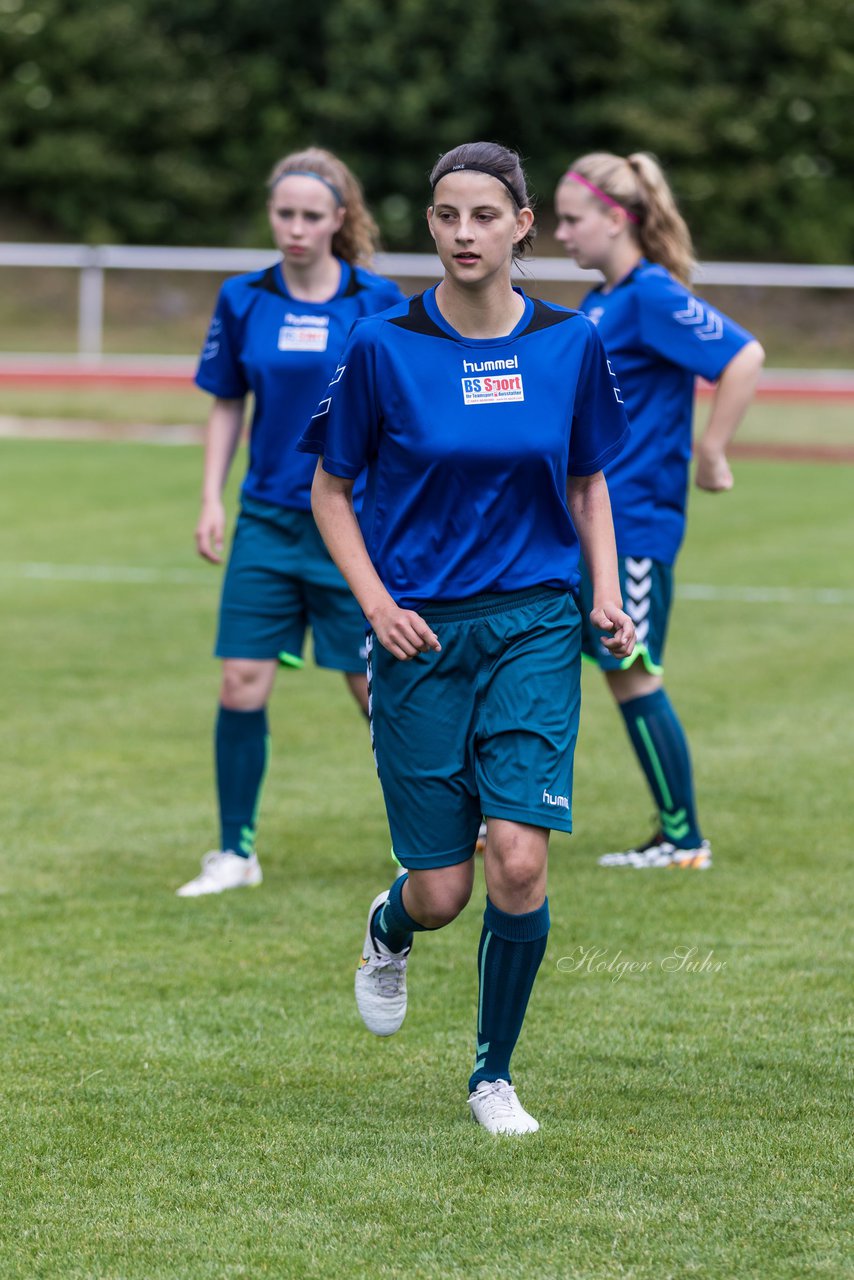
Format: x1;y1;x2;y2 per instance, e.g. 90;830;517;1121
624;557;652;646
365;632;379;772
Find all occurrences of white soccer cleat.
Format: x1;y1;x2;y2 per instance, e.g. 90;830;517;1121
354;890;409;1037
474;820;487;855
598;835;712;869
176;850;263;897
468;1079;540;1135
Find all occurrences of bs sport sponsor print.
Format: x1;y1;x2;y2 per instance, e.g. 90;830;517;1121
461;355;524;406
278;312;331;352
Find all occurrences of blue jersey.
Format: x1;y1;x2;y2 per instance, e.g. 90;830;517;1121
195;259;404;512
580;259;754;564
298;286;629;608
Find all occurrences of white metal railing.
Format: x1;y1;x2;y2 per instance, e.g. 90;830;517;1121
2;242;853;360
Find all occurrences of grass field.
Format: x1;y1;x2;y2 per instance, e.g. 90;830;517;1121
2;388;853;450
1;435;852;1279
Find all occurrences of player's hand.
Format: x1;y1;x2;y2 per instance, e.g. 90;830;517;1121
591;601;636;659
372;603;441;661
694;443;733;492
195;498;227;563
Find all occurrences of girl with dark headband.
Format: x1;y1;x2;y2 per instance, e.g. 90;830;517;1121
555;152;765;870
301;141;635;1134
177;147;403;898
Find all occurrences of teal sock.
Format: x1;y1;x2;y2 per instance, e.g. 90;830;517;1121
619;689;702;846
469;897;550;1092
215;705;270;857
371;873;430;953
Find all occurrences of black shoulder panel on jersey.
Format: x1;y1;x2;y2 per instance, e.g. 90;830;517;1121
387;293;456;341
249;265;286;298
342;267;363;297
523;298;581;335
248;262;363;299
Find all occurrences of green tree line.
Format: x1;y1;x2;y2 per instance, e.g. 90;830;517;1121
1;0;852;260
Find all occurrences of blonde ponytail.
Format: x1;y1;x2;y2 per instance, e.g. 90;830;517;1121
563;152;695;286
626;153;694;286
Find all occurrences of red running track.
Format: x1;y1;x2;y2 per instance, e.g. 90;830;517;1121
1;358;853;400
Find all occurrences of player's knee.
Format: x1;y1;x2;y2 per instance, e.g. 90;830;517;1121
492;858;543;903
220;660;271;709
486;830;547;904
406;870;472;928
606;663;662;703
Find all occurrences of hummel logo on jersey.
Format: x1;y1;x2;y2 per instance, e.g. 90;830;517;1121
278;312;330;352
542;789;569;810
284;313;330;327
462;355;518;373
461;355;523;405
673;298;723;341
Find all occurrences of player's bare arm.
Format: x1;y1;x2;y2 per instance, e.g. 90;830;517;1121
566;469;635;659
195;397;245;562
694;339;765;492
310;464;440;660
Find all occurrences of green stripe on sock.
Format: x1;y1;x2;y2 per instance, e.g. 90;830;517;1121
253;733;271;828
239;732;271;856
636;717;674;811
477;932;492;1037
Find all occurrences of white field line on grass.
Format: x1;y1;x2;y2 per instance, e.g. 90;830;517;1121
1;561;853;605
1;562;213;585
676;584;854;605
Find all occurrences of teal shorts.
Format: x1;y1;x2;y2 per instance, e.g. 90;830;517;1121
368;587;582;870
576;556;672;675
216;498;367;673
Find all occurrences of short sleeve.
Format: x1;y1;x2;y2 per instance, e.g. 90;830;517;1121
296;319;380;478
373;278;407;310
194;286;248;399
638;276;754;382
568;323;630;476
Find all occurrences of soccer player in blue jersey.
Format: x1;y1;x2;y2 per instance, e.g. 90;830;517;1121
299;142;635;1134
555;152;765;869
176;148;403;898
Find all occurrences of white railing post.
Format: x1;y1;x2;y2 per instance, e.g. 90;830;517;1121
78;247;104;361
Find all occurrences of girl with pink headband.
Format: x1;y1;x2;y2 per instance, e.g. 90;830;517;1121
555;152;765;871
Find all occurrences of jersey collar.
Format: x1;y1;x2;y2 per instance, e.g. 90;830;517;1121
595;256;647;298
422;284;534;347
264;257;355;303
